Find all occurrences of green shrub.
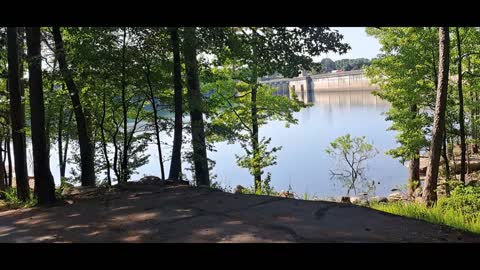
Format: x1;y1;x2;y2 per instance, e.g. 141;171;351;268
437;184;480;222
0;187;38;209
371;185;480;234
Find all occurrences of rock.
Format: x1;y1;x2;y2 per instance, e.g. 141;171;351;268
413;187;423;198
165;179;190;186
341;196;351;203
387;191;405;202
350;196;369;206
415;196;424;204
139;176;162;184
370;196;388;203
234;185;245;194
278;190;295;198
349;196;362;204
61;186;99;197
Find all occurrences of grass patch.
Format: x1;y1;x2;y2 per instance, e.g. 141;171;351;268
371;200;480;234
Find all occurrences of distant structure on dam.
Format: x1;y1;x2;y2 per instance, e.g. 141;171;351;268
259;70;379;97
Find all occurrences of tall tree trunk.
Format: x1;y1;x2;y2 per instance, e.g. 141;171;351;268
52;27;96;186
442;131;450;180
408;157;420;197
7;27;30;201
455;27;466;183
251;85;262;192
58;104;64;179
144;62;165;181
183;27;209;186
100;87;111;186
442;131;450;196
423;27;450;206
26;27;56;204
168;27;183;181
61;112;73;179
0;141;6;191
121;28;129;183
474;91;479;153
6;133;12;187
407;104;420;198
44;70;56;159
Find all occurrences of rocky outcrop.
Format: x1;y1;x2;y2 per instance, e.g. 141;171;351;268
387;191;406;202
139;176;162;184
278;190;295;198
370;196;388;203
61;186;102;197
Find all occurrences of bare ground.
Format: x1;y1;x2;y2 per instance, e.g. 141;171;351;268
1;183;479;243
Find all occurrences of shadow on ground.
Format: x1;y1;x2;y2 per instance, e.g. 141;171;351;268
0;184;479;243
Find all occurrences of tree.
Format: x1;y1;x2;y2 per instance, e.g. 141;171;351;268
455;27;466;183
325;134;378;196
7;27;29;201
168;27;184;181
320;58;336;73
26;27;56;204
423;27;450;206
365;27;438;198
207;27;349;192
204;63;304;193
183;27;210;186
52;27;96;186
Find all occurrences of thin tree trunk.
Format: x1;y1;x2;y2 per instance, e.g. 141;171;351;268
251;85;262;192
26;27;56;204
144;63;165;181
474;91;479;153
45;68;56;159
442;131;450;196
7;27;30;201
121;28;129;183
61;112;73;179
408;157;420;197
183;27;209;186
0;140;6;191
455;27;466;183
442;131;450;180
58;104;64;179
407;104;420;198
52;27;96;186
423;27;450;206
6;133;12;187
168;27;183;181
100;87;111;186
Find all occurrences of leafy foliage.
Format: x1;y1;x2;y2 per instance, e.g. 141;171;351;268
326;134;378;196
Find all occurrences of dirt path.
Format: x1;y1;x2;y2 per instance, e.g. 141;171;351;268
1;184;479;242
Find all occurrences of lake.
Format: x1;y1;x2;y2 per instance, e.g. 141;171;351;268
208;90;408;198
22;89;407;198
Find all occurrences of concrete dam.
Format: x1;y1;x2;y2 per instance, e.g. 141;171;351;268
259;70;379;98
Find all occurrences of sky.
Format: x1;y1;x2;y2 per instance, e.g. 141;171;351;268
312;27;381;62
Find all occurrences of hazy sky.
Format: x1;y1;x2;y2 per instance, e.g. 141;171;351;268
313;27;381;62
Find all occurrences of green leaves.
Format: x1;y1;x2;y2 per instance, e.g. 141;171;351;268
365;27;438;162
326;134;378;196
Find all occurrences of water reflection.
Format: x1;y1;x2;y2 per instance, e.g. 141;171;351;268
210;89;407;197
17;89;406;198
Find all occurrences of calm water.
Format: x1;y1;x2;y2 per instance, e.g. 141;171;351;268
209;90;408;197
21;89;407;197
